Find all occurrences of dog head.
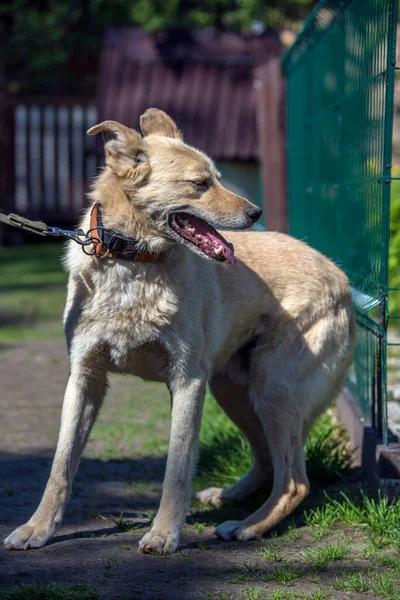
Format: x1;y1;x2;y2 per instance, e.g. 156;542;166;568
88;109;262;264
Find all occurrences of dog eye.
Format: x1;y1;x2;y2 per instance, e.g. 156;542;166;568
191;179;209;188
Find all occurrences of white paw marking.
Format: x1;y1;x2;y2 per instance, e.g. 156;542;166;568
4;522;54;551
233;526;257;541
214;520;241;541
214;520;258;542
195;487;223;507
139;529;179;554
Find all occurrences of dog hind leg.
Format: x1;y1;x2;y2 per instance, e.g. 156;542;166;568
196;374;273;507
215;393;309;541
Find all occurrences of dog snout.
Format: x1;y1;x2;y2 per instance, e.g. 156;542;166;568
246;206;263;225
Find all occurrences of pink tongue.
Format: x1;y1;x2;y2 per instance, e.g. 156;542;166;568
190;219;235;264
207;231;235;264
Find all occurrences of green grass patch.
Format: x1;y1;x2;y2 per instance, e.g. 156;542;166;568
0;243;66;342
262;566;300;586
256;543;284;562
301;543;350;571
332;568;400;599
305;591;331;600
304;492;400;547
87;379;170;459
0;583;98;600
268;593;295;600
197;392;253;489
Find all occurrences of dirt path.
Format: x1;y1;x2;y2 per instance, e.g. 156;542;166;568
0;341;389;600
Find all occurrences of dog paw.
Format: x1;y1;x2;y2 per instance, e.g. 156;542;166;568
4;522;54;551
196;487;224;507
139;529;179;554
214;520;257;542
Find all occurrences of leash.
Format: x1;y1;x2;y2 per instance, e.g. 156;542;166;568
0;205;159;263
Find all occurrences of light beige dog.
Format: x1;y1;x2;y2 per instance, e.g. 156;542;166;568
4;109;355;554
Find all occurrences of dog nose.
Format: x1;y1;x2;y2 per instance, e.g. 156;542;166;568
246;207;263;223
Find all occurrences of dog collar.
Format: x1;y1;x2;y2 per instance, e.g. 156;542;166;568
89;203;160;262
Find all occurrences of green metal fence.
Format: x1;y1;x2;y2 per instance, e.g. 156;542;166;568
282;0;398;444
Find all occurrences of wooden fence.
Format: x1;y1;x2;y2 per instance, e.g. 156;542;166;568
0;96;99;227
0;76;289;234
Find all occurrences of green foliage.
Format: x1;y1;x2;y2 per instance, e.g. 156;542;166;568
131;0;313;31
1;0;314;93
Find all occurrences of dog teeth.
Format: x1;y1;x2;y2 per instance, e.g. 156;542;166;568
187;227;195;234
183;220;190;227
195;234;203;239
214;246;223;255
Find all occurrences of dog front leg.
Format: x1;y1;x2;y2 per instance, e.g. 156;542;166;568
139;376;206;554
4;369;107;550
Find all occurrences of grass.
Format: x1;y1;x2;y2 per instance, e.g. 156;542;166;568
262;566;300;586
303;491;400;547
268;593;294;600
301;543;350;571
86;377;170;460
0;583;98;600
111;513;143;532
0;243;66;342
256;544;284;562
332;569;400;599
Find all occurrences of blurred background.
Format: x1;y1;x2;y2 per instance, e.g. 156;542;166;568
0;0;317;237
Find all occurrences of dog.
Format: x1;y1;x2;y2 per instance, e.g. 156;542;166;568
4;109;355;554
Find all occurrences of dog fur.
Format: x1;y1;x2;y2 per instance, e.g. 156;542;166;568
4;109;355;554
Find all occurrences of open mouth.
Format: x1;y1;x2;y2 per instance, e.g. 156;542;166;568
169;212;235;264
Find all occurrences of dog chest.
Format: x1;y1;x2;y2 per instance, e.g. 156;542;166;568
107;340;171;382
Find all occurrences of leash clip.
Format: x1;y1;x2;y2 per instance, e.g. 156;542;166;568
45;226;93;246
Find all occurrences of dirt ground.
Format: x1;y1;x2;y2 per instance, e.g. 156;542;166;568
0;340;394;600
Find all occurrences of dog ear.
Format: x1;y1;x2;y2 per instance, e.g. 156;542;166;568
88;120;133;139
88;121;149;181
140;108;182;140
88;120;143;152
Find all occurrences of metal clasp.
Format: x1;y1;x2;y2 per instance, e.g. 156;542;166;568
45;227;93;246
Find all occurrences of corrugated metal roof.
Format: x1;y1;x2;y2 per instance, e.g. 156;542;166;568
97;28;281;160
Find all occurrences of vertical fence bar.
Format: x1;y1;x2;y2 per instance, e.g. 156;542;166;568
0;86;15;244
25;106;32;215
39;106;46;212
380;0;398;445
254;58;288;232
0;91;15;215
68;106;74;212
